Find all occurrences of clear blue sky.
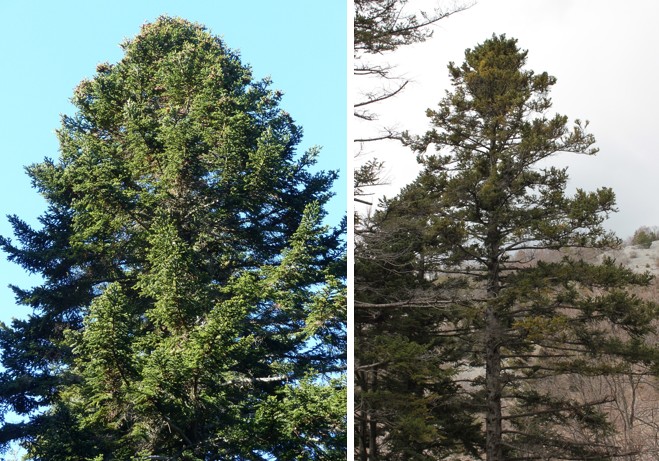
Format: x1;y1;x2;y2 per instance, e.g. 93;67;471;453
0;1;347;324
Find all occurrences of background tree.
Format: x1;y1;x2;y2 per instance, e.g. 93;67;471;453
630;226;659;249
359;34;659;461
353;0;471;205
354;191;483;460
0;17;346;460
353;3;474;457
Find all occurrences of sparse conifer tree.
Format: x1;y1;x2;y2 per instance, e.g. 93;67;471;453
358;34;659;461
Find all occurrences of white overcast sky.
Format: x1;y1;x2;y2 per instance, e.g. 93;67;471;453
355;0;659;240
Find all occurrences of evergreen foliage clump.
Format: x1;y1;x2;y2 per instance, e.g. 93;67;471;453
0;17;346;460
630;226;659;249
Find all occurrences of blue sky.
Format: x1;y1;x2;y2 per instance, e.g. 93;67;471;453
0;1;347;325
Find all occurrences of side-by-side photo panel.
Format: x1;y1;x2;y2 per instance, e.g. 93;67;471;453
0;2;347;460
354;1;659;460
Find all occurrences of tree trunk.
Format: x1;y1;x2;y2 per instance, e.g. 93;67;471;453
485;304;503;461
359;405;368;460
485;235;503;461
369;371;379;460
357;370;369;461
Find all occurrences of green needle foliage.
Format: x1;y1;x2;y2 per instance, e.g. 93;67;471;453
357;35;659;461
0;17;346;460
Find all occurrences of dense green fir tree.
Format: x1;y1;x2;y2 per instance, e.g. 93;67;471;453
356;35;659;461
0;17;346;460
